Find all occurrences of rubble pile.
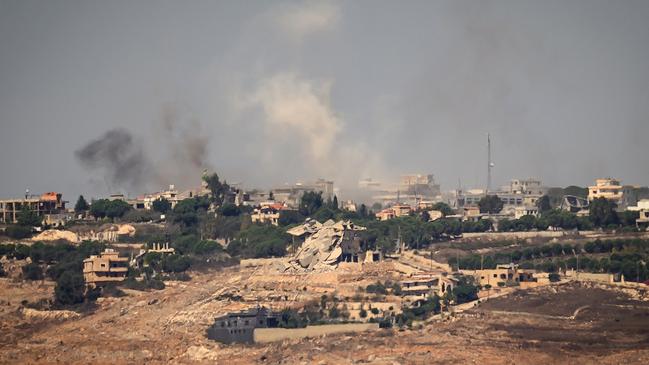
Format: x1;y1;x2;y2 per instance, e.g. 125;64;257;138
286;219;365;271
31;230;80;243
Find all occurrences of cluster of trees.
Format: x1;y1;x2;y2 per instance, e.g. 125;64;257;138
89;199;132;220
394;276;478;327
4;207;43;239
454;238;649;282
226;224;291;258
518;253;648;282
365;281;402;295
358;216;491;252
499;199;643;233
0;241;105;306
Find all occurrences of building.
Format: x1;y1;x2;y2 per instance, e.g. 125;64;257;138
82;249;129;287
514;205;539;219
464;264;536;288
131;243;175;268
400;273;456;300
588;178;624;204
508;178;546;196
206;307;278;344
457;179;546;220
628;199;649;228
250;202;289;226
375;204;412;221
560;195;589;214
358;178;382;190
0;192;66;224
272;179;334;208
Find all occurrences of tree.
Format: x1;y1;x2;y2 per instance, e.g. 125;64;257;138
54;271;86;306
432;202;453;216
478;195;503;214
278;210;304;226
90;199;108;219
536;195;552;213
16;207;41;227
589;197;618;227
218;203;241;217
203;173;231;206
619;210;639;227
152;198;171;214
451;276;479;304
22;263;44;280
105;200;132;219
299;191;323;217
74;195;89;213
332;195;339;210
6;225;32;239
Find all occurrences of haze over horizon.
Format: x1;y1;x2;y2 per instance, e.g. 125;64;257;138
2;0;649;200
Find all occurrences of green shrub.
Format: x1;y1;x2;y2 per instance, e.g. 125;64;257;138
366;282;388;295
6;225;32;239
278;308;306;328
54;271;86;306
379;318;393;328
22;263;44;280
123;277;165;291
549;273;561;282
359;308;368;318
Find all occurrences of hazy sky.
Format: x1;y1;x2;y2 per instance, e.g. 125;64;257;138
1;0;649;200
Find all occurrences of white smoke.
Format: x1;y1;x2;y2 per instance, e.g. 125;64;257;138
248;73;340;164
272;0;340;41
243;72;385;188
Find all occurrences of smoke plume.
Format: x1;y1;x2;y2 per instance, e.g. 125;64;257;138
75;105;212;194
75;129;150;192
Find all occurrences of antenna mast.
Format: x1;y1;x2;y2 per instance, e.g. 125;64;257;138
487;134;492;193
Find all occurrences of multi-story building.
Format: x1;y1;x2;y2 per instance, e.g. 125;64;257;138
271;179;334;208
250;202;290;226
588;178;625;205
400;273;456;300
508;178;546;196
627;199;649;228
0;192;66;224
82;249;129;287
463;264;536;288
457;178;546;217
206;307;279;344
400;174;441;198
375;204;412;221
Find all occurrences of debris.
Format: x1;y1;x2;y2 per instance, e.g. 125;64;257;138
30;230;80;243
20;308;80;321
287;220;366;271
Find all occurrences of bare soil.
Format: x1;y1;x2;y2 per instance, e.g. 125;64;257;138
0;261;648;364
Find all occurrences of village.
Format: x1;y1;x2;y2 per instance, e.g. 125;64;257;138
1;167;649;363
3;1;649;363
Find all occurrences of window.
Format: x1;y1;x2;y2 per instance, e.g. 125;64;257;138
493;274;497;278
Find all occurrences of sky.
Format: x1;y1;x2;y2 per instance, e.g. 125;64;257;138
1;0;649;201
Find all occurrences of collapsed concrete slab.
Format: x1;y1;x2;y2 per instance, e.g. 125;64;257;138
286;219;366;271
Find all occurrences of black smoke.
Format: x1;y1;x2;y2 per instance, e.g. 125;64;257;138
75;128;151;192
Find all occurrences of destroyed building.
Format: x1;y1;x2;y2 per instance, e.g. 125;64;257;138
286;219;367;271
0;191;66;224
206;307;278;344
